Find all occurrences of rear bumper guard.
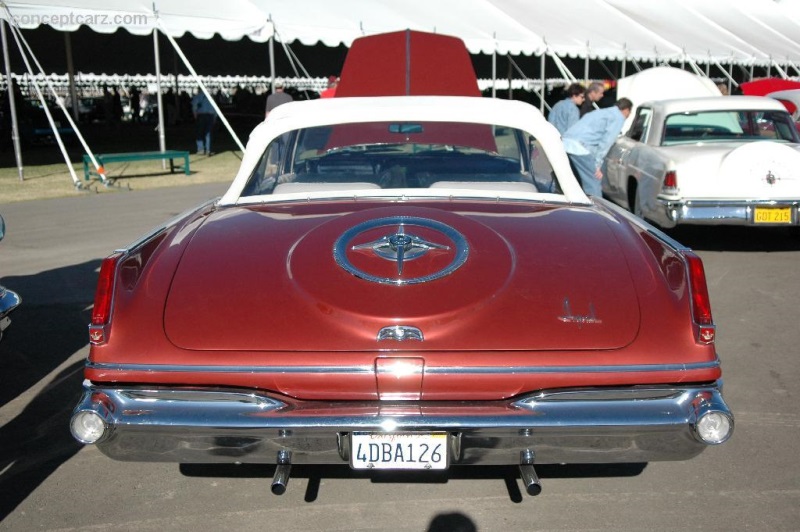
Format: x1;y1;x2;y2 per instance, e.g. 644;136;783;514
656;198;800;227
71;381;733;465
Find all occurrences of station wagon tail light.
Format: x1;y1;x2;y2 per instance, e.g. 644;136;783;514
90;252;124;345
684;251;715;344
662;170;678;194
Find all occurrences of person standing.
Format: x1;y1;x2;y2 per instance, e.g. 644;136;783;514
191;89;217;155
562;98;633;196
579;82;606;117
129;86;141;122
547;83;585;135
112;87;123;123
265;79;293;118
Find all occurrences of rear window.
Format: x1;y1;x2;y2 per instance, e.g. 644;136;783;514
241;121;558;197
662;110;799;145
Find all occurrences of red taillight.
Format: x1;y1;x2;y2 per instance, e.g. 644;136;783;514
684;251;715;344
663;170;678;190
91;253;123;327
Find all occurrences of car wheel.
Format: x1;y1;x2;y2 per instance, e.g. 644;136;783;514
626;179;641;216
633;191;644;218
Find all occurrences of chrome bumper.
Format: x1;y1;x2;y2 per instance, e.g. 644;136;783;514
0;285;20;333
655;198;800;227
71;381;732;465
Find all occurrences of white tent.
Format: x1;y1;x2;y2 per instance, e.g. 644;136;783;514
249;0;543;55
3;0;800;185
3;0;270;40
5;0;800;65
615;66;722;131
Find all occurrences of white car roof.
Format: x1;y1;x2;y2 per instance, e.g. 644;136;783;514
220;96;589;206
638;95;787;114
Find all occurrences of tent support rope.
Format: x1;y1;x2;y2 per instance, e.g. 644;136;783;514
5;20;79;186
156;20;245;152
7;10;108;185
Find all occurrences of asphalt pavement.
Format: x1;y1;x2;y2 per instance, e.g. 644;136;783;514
1;185;799;531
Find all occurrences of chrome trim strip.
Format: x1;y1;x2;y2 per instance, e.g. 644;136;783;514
234;191;584;207
425;360;720;374
666;199;800;207
87;359;719;375
87;362;375;374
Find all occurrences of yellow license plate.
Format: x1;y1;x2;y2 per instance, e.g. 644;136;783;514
753;206;792;224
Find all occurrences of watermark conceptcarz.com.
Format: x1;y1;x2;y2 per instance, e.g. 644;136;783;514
10;12;151;26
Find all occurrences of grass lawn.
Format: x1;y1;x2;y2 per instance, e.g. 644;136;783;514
0;150;241;203
0;117;260;203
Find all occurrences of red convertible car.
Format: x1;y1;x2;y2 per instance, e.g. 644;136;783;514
70;32;733;496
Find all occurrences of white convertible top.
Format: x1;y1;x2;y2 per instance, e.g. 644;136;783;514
219;96;589;206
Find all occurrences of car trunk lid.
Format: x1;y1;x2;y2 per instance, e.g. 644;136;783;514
662;142;800;198
163;203;640;352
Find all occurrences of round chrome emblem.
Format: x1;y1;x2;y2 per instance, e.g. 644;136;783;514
765;170;777;185
333;216;469;285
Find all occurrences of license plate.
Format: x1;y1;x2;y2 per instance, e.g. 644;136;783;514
351;432;448;470
753;206;792;224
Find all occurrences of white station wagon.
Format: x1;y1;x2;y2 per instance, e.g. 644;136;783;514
603;95;800;228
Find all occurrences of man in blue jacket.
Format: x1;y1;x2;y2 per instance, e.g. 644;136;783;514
562;98;633;196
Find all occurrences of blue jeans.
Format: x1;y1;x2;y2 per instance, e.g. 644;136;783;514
567;152;601;196
195;113;216;154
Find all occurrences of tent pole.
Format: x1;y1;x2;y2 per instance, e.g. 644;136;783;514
583;42;589;85
7;21;79;186
491;45;496;98
539;52;545;113
729;60;733;94
507;55;512;100
621;46;627;79
1;20;23;181
64;32;78;122
11;18;108;185
269;17;276;91
153;28;167;167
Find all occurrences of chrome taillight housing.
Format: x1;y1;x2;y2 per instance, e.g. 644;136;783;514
89;252;124;345
662;170;679;195
683;251;715;344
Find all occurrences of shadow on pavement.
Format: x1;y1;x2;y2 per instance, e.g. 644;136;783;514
666;225;800;252
0;259;99;406
180;462;647;504
0;261;98;520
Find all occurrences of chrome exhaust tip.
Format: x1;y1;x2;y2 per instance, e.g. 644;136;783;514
519;450;542;496
519;464;542;496
271;450;292;495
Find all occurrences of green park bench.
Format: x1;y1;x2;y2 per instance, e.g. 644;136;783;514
82;150;191;181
